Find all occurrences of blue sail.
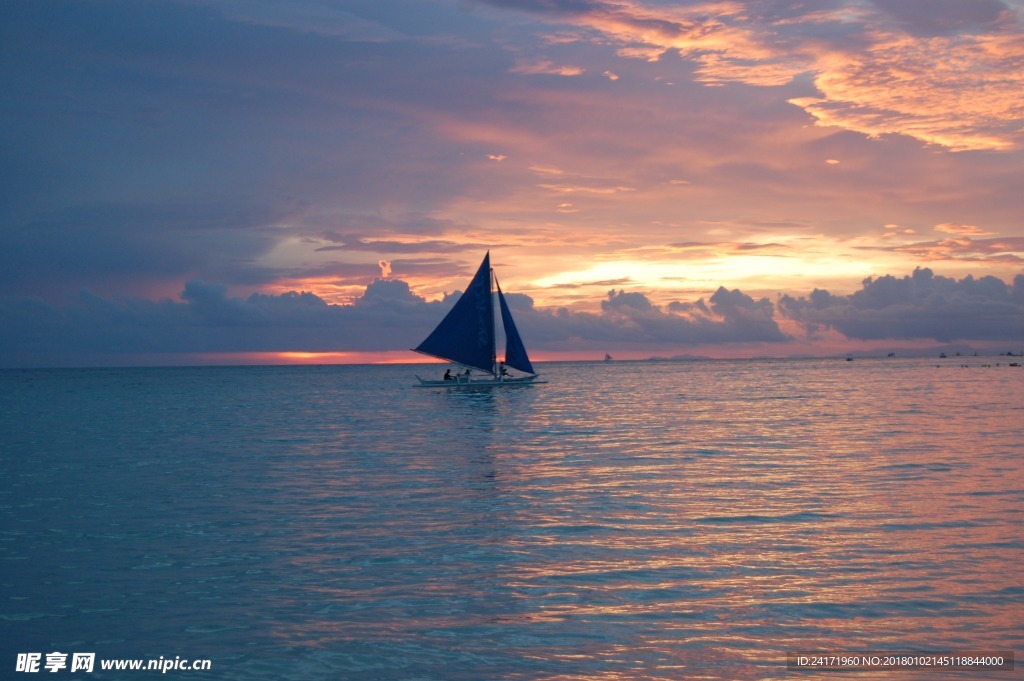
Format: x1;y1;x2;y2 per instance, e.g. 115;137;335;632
497;280;535;375
414;253;495;373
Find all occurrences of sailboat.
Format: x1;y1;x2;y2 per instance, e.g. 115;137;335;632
413;252;544;387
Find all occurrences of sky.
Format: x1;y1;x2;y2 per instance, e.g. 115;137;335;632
1;0;1022;367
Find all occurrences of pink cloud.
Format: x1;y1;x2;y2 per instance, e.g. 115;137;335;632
486;0;1024;150
511;59;585;76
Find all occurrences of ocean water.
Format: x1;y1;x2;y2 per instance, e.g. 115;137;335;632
1;358;1021;680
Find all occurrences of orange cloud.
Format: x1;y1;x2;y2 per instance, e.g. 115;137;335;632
537;183;635;195
792;30;1024;151
872;235;1024;264
500;0;1024;151
933;223;995;236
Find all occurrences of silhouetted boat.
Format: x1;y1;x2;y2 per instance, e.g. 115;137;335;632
413;252;544;388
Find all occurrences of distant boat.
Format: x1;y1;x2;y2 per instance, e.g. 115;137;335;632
413;252;544;388
604;353;613;362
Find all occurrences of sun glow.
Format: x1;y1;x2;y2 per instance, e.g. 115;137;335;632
189;351;438;365
529;250;880;305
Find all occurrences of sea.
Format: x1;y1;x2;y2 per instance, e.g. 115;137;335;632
1;358;1021;680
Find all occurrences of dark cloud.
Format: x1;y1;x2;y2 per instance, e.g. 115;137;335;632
0;200;288;299
0;279;437;364
514;286;790;347
602;289;654;313
779;268;1024;342
353;278;427;309
870;0;1011;36
0;277;792;366
5;267;1023;366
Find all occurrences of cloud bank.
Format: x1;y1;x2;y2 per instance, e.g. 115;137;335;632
779;268;1024;342
2;268;1020;366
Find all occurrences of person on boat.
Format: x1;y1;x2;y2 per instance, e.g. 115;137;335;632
444;369;453;381
499;363;509;377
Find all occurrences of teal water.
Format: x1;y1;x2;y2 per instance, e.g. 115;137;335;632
1;359;1021;679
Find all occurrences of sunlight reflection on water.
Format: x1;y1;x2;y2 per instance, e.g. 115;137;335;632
1;359;1021;680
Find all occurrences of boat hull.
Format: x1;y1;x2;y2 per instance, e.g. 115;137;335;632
414;374;545;388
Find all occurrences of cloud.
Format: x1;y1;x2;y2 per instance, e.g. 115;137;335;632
0;0;530;295
314;234;485;254
511;59;586;76
860;235;1024;265
516;286;790;347
668;240;792;260
479;0;1024;150
933;223;995;237
537;183;635;194
354;278;426;309
0;199;287;299
1;0;1021;366
788;27;1024;151
0;279;437;363
4;267;1022;366
0;275;791;366
778;267;1024;341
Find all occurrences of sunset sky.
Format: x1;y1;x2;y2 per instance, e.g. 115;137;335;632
2;0;1022;367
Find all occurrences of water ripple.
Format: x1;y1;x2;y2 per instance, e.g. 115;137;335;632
1;359;1021;679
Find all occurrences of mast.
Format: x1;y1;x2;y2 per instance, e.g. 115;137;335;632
490;257;497;378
